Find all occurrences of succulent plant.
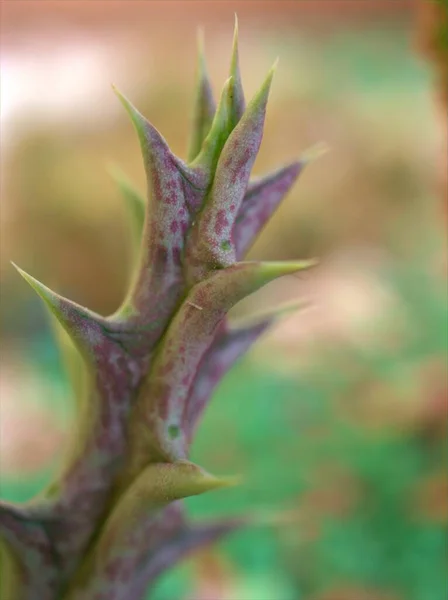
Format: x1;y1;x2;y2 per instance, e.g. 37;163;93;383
0;19;318;600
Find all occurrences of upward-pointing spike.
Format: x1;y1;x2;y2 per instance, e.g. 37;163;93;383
12;263;113;362
228;14;246;128
112;85;147;147
235;143;328;259
228;298;312;332
301;140;330;163
190;76;233;175
113;87;208;321
112;86;204;191
235;160;305;259
186;63;280;281
187;28;217;162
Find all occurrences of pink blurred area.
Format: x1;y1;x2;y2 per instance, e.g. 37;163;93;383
2;0;416;32
0;0;419;135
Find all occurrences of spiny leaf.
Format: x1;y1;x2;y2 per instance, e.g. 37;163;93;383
113;87;208;204
113;88;206;323
186;298;311;439
65;462;237;598
12;264;116;364
187;28;216;163
0;502;58;600
106;461;238;551
186;62;278;281
235;142;329;258
235;160;305;258
128;259;317;464
185;318;269;441
227;14;246;129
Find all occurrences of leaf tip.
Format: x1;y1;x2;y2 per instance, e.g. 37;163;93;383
12;263;50;302
260;258;318;280
301;141;330;164
231;13;240;61
112;85;146;134
196;26;207;72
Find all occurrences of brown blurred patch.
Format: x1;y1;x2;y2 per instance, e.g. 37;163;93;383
334;356;448;439
297;465;362;543
415;0;448;220
2;0;415;37
411;470;448;523
312;587;401;600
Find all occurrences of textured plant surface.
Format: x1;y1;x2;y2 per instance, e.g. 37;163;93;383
0;21;318;600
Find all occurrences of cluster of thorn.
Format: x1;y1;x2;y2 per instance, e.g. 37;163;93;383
0;19;321;600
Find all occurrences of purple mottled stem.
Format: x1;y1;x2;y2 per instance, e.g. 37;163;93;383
235;160;305;259
0;503;59;600
185;318;270;443
61;503;184;600
127;261;306;467
132;517;243;600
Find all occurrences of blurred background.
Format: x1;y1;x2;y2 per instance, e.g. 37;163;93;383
1;2;447;599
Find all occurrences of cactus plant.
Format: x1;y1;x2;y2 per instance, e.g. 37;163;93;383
0;20;318;600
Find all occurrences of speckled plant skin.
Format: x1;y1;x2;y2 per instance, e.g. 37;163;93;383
0;20;318;600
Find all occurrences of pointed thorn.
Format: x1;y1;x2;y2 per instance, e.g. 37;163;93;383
197;26;205;58
224;75;234;89
227;11;246;126
12;262;58;308
196;26;209;80
12;263;112;357
258;258;319;280
206;473;243;490
112;86;147;139
301;141;330;164
231;13;240;68
151;461;241;500
247;59;277;109
228;299;312;331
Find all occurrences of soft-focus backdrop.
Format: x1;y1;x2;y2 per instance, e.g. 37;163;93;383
1;2;447;599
